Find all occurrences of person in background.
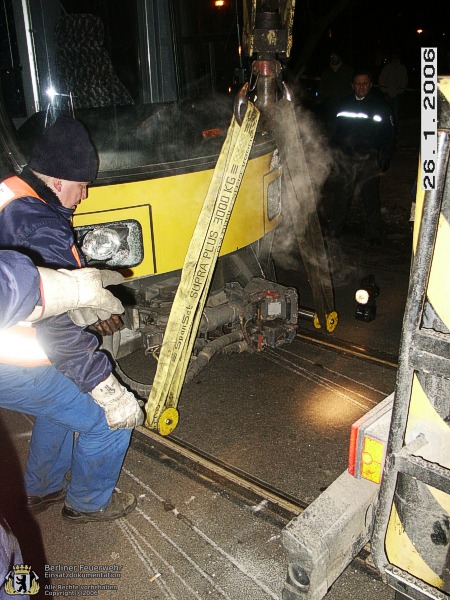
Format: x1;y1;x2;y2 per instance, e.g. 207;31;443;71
378;53;408;135
318;50;353;126
329;67;395;246
0;116;143;524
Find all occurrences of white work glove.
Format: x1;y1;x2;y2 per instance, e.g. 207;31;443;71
27;267;125;325
90;373;144;430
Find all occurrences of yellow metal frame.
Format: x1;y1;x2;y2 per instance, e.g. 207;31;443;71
382;76;450;592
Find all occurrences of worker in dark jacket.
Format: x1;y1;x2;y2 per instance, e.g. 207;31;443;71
0;116;142;523
329;68;395;245
0;249;125;330
317;51;353;125
0;250;129;591
0;127;114;393
1;251;42;328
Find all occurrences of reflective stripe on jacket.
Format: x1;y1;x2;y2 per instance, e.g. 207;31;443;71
0;176;83;266
0;324;51;366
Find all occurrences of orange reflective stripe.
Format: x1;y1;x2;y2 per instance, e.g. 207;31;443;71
2;176;41;198
71;245;82;267
0;176;42;212
0;177;83;268
0;324;51;367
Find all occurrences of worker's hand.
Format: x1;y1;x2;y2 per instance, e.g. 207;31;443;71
90;373;144;430
34;267;125;324
70;310;125;330
88;314;124;336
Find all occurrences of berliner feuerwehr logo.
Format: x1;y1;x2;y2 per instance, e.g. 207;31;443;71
4;564;40;595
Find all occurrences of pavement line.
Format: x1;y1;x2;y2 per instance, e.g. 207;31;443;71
263;350;376;411
296;332;398;369
267;348;380;404
117;519;195;600
125;445;302;518
135;507;234;599
278;346;390;396
121;472;279;598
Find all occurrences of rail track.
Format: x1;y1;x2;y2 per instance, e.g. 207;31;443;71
295;331;398;370
129;331;398;529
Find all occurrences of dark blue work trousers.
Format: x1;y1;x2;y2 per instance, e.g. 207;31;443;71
0;365;131;513
332;157;381;239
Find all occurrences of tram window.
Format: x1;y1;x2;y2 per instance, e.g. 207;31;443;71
54;14;134;110
0;0;246;179
60;0;139;103
173;0;244;96
0;0;26;119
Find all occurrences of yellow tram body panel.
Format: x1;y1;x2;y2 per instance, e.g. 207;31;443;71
73;151;280;280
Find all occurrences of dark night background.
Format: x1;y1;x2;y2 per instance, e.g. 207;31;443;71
0;0;447;117
197;0;446;115
289;0;447;79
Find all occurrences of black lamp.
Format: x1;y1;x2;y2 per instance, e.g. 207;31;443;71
355;274;380;322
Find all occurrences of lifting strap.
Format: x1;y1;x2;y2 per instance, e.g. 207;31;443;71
144;101;260;434
265;98;335;327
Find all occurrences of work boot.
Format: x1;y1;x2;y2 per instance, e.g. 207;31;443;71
61;491;137;524
27;489;66;514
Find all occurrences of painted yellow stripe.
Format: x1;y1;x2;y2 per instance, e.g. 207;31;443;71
386;503;444;588
406;374;450;511
385;374;450;585
414;77;450;326
384;76;450;590
428;212;450;328
440;77;450;103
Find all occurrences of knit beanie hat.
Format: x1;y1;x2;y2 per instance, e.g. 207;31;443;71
28;116;98;181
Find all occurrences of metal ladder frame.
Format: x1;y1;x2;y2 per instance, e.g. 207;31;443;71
371;83;450;600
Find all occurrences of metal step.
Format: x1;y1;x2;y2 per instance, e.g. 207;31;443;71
394;442;450;494
385;563;449;600
409;329;450;378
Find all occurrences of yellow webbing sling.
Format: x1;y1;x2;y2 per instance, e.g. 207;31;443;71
145;101;260;435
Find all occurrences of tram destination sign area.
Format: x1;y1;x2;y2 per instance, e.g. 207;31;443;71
421;47;437;190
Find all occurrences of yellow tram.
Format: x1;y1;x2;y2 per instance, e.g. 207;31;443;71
0;1;300;397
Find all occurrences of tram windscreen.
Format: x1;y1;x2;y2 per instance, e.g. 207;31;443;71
0;0;247;179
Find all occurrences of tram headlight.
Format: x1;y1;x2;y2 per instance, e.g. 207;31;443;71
355;274;380;322
83;228;121;260
74;220;144;268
